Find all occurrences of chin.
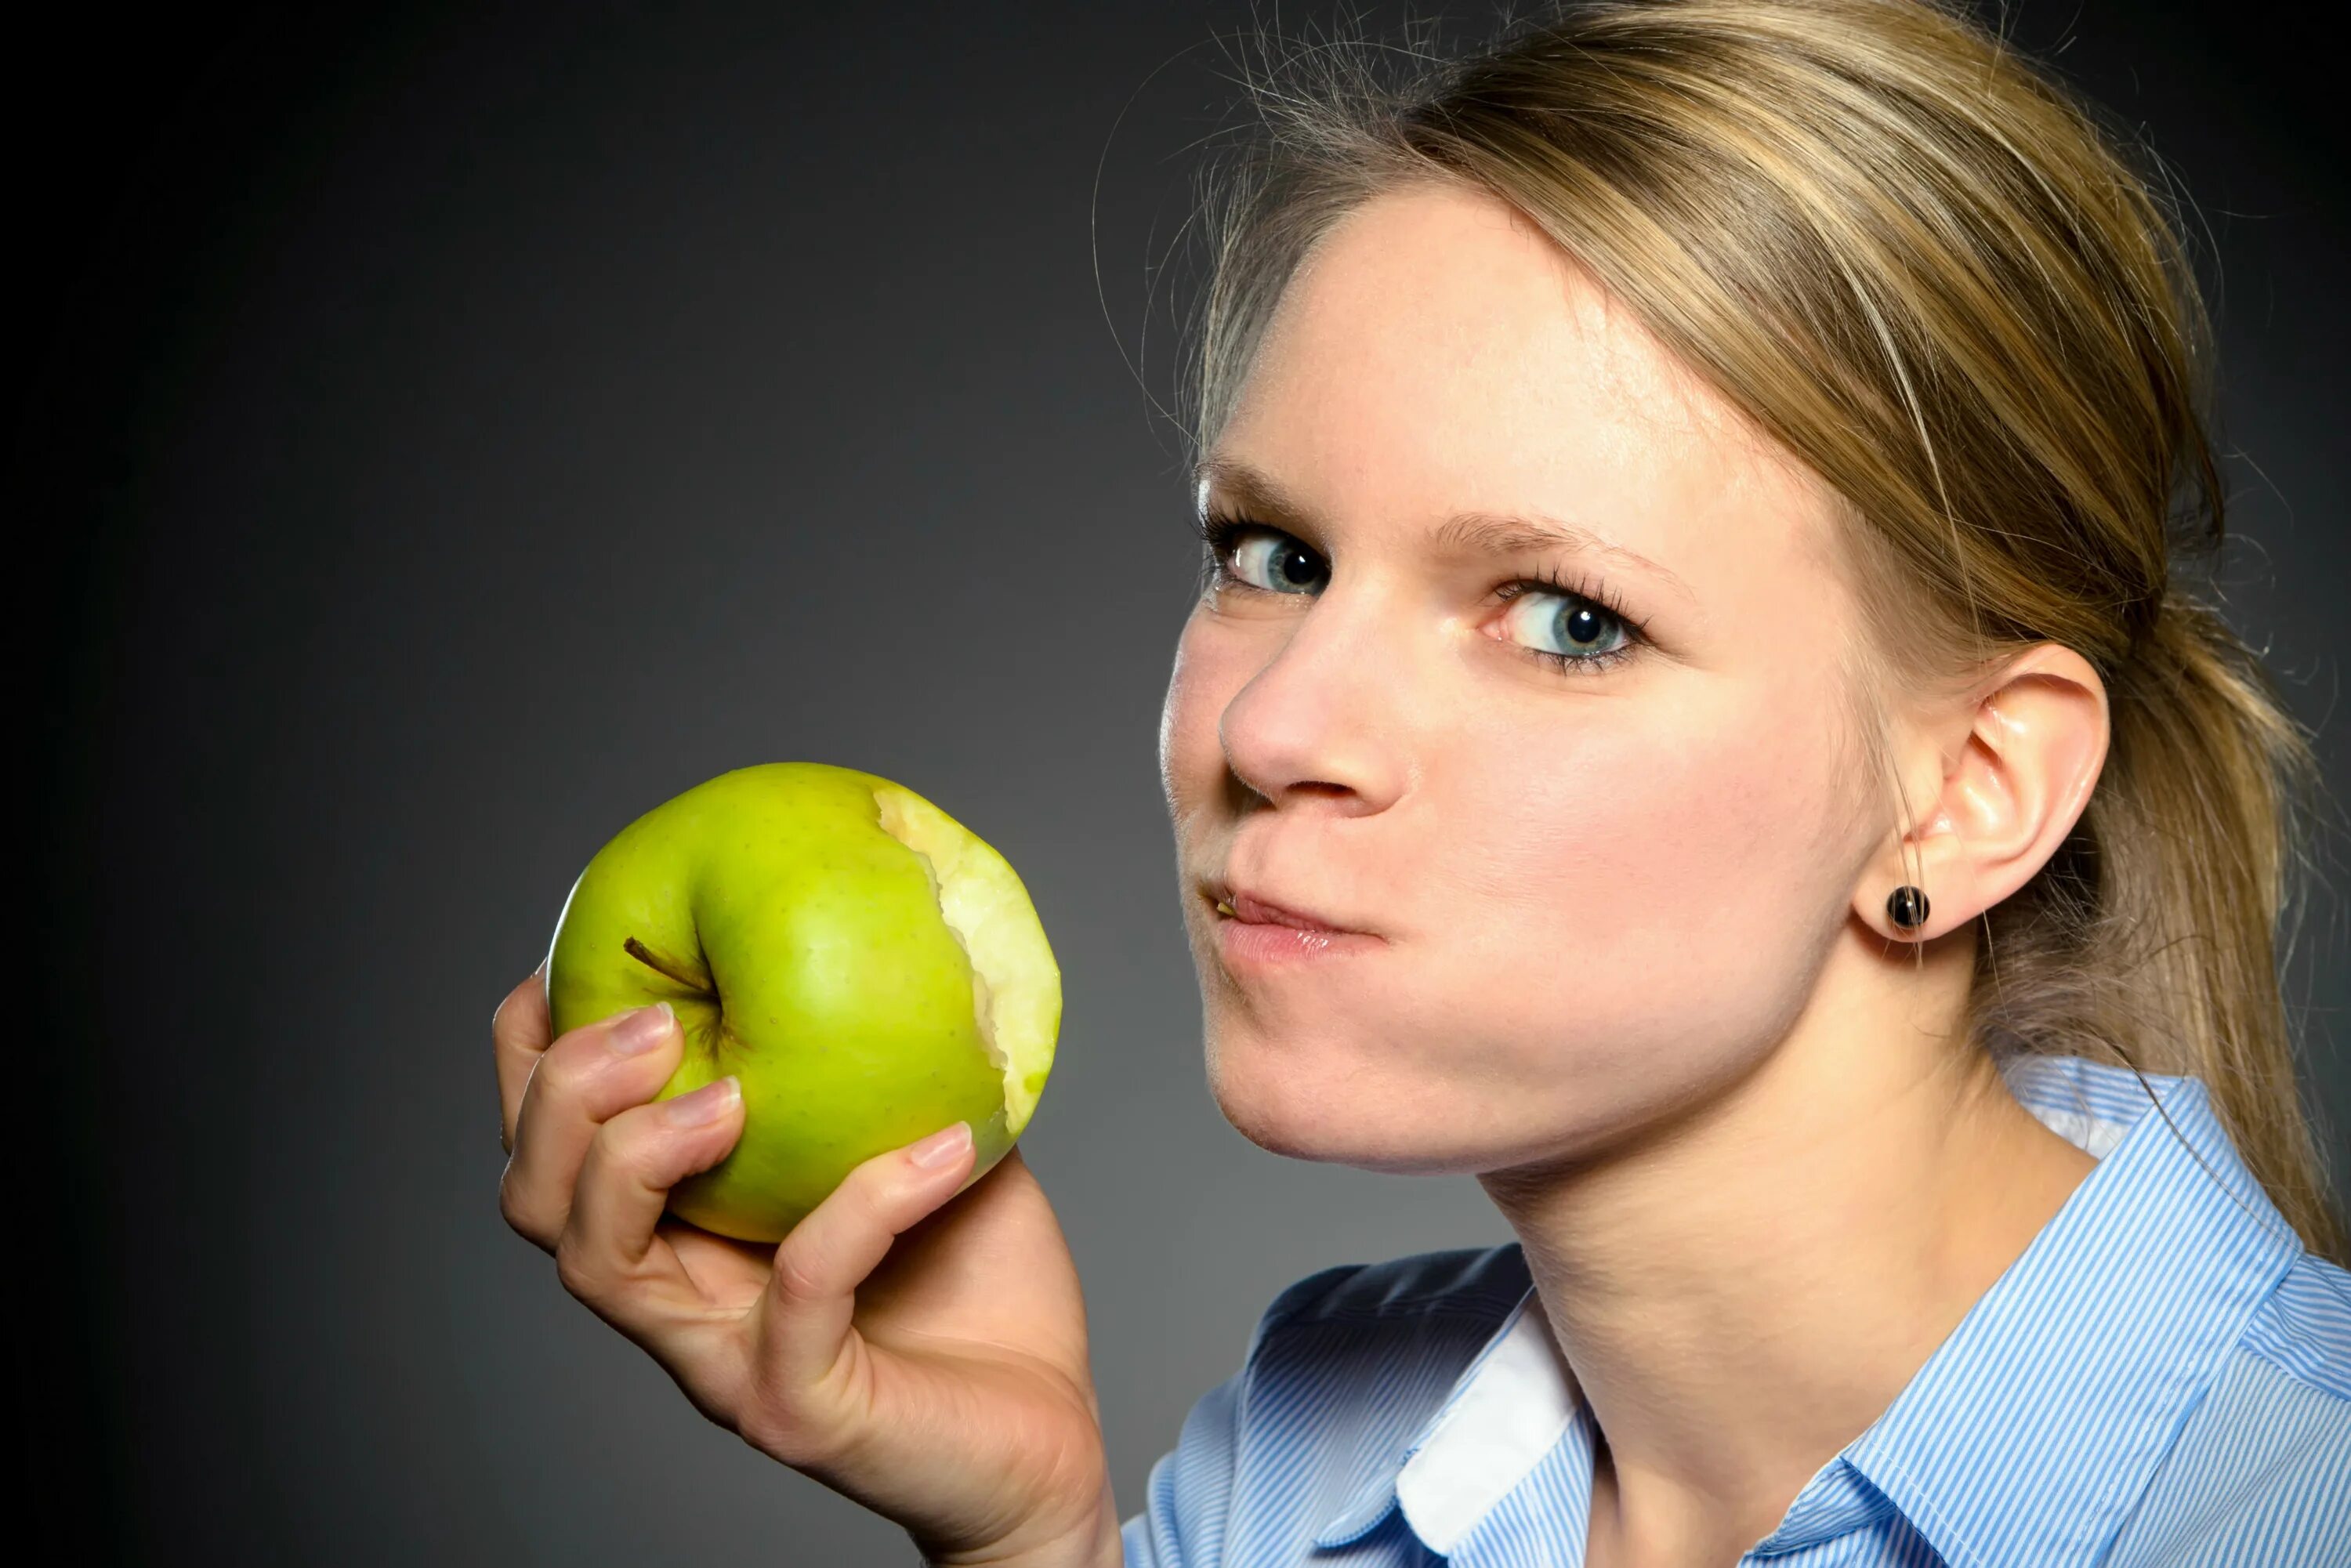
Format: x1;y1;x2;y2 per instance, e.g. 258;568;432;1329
1202;1013;1516;1175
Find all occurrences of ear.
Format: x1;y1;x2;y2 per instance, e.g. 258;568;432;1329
1856;643;2109;943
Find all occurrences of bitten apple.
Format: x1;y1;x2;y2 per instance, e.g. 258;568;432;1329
544;762;1060;1242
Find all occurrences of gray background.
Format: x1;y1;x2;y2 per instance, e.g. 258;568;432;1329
20;2;2346;1562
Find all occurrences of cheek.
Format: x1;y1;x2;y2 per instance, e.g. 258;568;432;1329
1278;668;1875;1171
1476;682;1843;912
1445;665;1869;1012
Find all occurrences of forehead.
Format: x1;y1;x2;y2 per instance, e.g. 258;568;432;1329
1213;180;1834;570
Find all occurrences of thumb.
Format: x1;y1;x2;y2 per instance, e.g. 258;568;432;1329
754;1121;976;1396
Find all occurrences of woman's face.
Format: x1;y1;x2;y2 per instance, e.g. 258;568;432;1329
1160;181;1893;1177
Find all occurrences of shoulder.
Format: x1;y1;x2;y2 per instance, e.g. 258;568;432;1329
1256;1239;1533;1336
1230;1239;1533;1436
1123;1243;1531;1568
2109;1252;2351;1566
2237;1250;2351;1399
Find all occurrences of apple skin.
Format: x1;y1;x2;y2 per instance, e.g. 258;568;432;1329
544;762;1052;1242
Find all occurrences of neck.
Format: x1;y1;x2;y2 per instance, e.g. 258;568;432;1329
1476;925;2099;1564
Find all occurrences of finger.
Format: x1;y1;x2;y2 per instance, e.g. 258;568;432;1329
493;968;552;1152
556;1076;747;1332
753;1119;978;1398
500;1002;682;1250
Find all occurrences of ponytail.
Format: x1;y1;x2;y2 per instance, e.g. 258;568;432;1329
1976;592;2346;1262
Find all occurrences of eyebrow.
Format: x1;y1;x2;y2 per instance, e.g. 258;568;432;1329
1194;456;1694;603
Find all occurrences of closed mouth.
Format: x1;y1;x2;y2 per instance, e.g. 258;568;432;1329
1208;885;1368;936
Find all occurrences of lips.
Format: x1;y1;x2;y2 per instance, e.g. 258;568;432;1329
1210;884;1367;936
1207;879;1384;970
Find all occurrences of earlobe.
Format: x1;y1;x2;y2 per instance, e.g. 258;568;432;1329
1858;644;2109;943
1861;789;1977;943
1885;883;1932;933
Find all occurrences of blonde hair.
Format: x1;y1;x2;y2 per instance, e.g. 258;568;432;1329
1182;0;2346;1262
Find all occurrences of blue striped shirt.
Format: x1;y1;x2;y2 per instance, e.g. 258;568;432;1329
1121;1052;2351;1565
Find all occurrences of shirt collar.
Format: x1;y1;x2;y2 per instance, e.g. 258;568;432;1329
1306;1254;1549;1552
1310;1053;2305;1563
1837;1052;2302;1567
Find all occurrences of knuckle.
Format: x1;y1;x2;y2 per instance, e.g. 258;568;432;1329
597;1143;663;1204
498;1166;545;1246
602;1114;658;1171
529;1046;596;1110
589;1114;663;1195
552;1234;602;1302
769;1242;831;1309
842;1158;897;1219
491;975;544;1048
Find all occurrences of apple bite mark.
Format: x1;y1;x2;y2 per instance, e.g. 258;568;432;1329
870;784;1061;1139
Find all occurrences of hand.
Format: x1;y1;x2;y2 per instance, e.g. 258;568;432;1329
492;969;1120;1567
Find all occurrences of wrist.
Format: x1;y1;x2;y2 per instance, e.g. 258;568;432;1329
918;1476;1121;1568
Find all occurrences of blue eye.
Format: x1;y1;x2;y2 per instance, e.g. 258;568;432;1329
1197;508;1640;675
1227;529;1326;594
1500;589;1628;661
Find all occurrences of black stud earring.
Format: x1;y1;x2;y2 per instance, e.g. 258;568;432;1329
1886;885;1930;933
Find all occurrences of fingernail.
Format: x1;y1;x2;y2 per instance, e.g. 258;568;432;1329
664;1076;739;1127
610;1001;675;1055
907;1121;972;1168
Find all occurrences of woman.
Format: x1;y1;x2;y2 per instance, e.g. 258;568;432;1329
490;2;2350;1563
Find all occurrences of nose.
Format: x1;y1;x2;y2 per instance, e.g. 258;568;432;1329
1216;581;1409;815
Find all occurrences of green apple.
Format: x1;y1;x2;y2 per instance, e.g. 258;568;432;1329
544;762;1060;1243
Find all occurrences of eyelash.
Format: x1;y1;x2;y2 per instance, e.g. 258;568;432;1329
1193;511;1649;677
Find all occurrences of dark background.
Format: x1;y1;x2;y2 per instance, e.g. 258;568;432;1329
20;2;2347;1561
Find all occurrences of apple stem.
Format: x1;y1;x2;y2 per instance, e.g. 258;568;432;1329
623;936;714;994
